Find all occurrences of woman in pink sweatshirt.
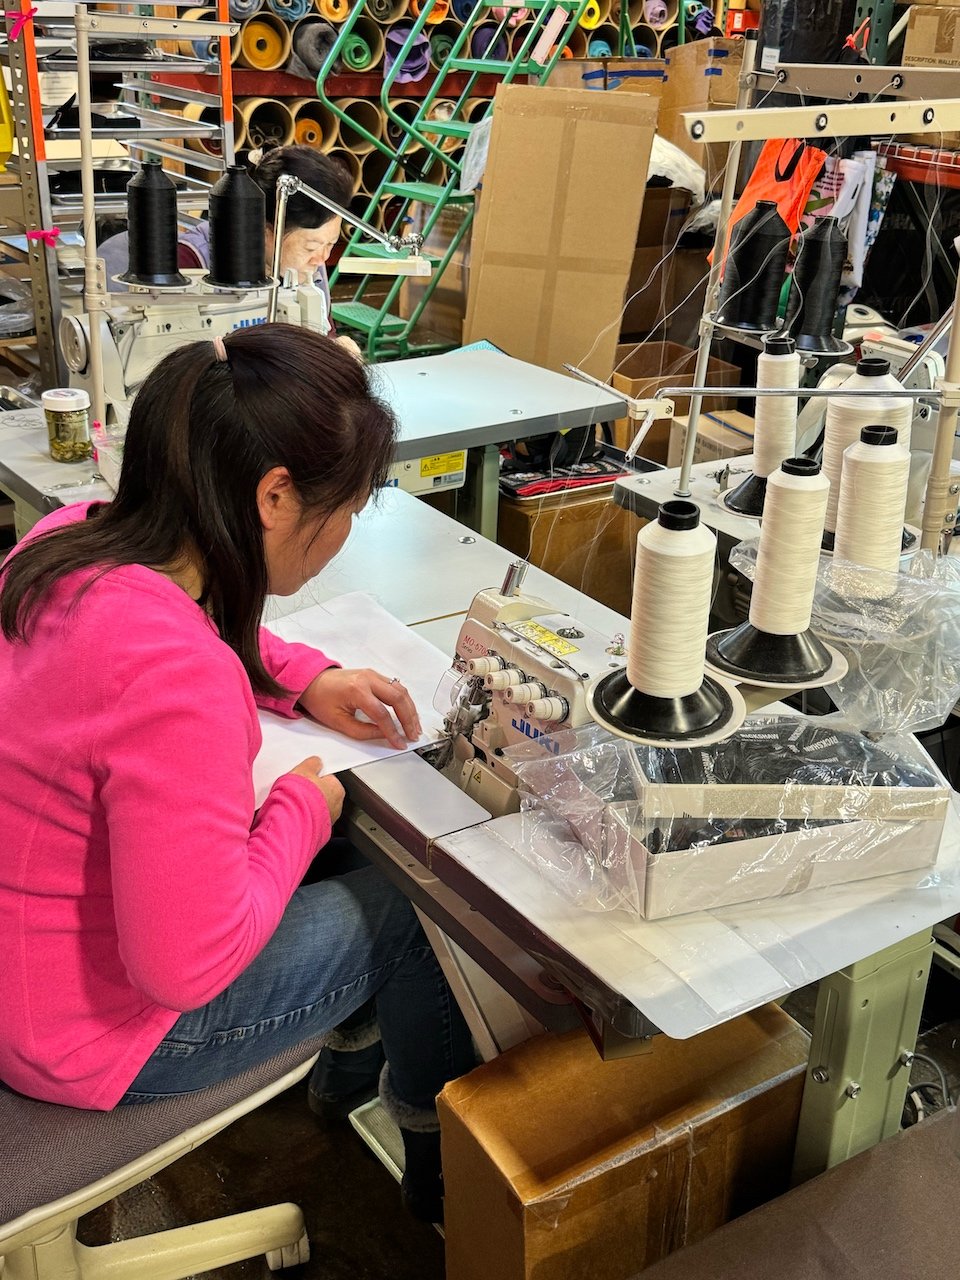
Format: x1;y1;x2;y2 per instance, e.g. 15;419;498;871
0;323;474;1223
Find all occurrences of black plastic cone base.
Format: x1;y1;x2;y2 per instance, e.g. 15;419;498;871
823;527;916;554
118;268;189;289
587;668;745;747
203;271;272;290
721;472;767;518
706;622;833;685
793;332;853;357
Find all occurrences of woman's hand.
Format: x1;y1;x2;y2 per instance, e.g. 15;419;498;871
289;755;345;822
299;668;422;751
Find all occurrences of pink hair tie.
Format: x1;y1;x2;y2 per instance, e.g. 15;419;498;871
212;335;228;362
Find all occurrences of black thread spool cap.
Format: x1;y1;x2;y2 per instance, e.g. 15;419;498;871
716;200;791;333
658;499;700;531
785;216;849;355
781;455;821;475
860;424;898;446
856;357;891;377
764;334;796;355
119;159;188;289
205;165;271;290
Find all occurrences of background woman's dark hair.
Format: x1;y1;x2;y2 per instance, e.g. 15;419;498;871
250;143;354;231
0;324;397;697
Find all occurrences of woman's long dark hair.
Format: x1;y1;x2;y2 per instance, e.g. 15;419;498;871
250;143;354;231
0;324;397;697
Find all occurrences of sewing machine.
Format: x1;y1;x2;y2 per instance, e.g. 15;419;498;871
438;561;628;817
59;276;329;426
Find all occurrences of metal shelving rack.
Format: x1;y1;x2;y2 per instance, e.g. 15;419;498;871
0;1;237;386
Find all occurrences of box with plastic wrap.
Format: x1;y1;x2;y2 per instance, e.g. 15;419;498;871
511;718;950;920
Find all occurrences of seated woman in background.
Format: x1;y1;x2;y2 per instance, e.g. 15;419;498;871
100;144;353;328
0;324;475;1224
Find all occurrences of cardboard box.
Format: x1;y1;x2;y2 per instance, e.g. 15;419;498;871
610;341;741;461
904;5;960;68
642;1103;960;1280
545;57;667;100
498;485;639;616
464;85;659;380
621;188;692;337
659;38;744;191
666;408;755;468
441;1007;810;1280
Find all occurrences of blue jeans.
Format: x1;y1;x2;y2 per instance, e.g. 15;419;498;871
120;845;476;1114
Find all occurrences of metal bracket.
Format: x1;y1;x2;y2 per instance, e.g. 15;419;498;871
685;97;960;145
755;62;960;103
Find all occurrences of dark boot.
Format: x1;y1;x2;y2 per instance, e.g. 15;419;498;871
379;1064;444;1225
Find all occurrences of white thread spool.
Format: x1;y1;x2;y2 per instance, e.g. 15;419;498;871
754;335;801;478
822;357;912;536
834;425;911;573
627;503;716;699
750;458;830;635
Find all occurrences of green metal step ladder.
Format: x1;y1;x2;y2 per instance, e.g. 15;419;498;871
314;0;590;360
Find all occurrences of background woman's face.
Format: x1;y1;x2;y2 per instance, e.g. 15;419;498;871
278;218;343;278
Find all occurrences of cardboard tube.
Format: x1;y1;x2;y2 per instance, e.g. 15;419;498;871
411;0;450;22
423;97;459;154
508;20;532;56
586;22;616;56
289;96;337;150
237;96;296;147
565;26;588;56
463;95;491;123
337;98;385;155
183;99;247;155
328;147;362;195
360;148;391;196
314;0;350;22
633;21;658;54
386;96;423;150
236;12;292;68
578;0;612;30
614;0;647;23
179;7;242;61
341;16;385;72
658;21;678;53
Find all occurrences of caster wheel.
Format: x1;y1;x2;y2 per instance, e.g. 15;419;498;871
266;1231;310;1270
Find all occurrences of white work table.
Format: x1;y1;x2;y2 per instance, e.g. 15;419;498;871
0;349;624;541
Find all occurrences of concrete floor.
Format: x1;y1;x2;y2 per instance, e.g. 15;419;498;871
78;957;960;1279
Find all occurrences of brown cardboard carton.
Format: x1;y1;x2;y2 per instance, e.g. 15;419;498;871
904;5;960;67
667;408;755;468
546;57;667;99
610;341;740;460
441;1006;810;1280
636;185;692;248
659;38;744;191
463;85;659;379
642;1106;960;1280
621;245;677;335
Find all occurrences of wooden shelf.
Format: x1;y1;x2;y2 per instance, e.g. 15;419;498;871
150;70;501;99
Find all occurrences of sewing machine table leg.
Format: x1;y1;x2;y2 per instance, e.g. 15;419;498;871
792;930;933;1184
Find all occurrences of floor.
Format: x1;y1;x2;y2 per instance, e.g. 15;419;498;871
78;950;960;1280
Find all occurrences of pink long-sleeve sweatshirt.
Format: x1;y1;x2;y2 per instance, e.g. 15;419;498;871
0;503;336;1109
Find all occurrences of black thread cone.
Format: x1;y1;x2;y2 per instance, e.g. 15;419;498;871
716;200;791;332
590;668;737;743
120;159;188;288
786;217;848;355
206;165;270;290
723;472;767;517
706;622;833;684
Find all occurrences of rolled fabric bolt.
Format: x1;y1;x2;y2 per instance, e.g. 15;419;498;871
314;0;350;21
451;0;474;21
341;32;373;70
589;37;613;56
367;0;394;18
266;0;312;19
471;22;509;60
644;0;668;25
236;13;292;69
430;29;455;66
230;0;263;17
384;22;431;82
287;16;337;79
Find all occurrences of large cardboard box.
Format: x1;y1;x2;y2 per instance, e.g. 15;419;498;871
463;85;658;379
904;5;960;67
441;1007;810;1280
546;57;667;99
609;341;741;461
666;408;755;468
642;1105;960;1280
621;187;693;336
658;38;744;191
498;484;638;616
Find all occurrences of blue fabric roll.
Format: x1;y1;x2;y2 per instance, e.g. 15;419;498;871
588;37;613;57
266;0;313;20
229;0;262;19
451;0;476;24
